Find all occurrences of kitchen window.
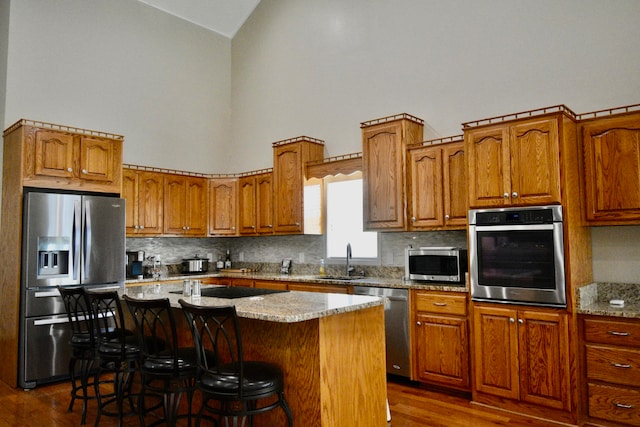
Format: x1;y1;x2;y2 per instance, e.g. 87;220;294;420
324;172;378;261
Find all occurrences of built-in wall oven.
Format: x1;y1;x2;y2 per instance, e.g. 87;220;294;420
468;205;566;308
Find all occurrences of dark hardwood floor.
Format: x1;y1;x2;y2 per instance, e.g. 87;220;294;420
0;377;570;426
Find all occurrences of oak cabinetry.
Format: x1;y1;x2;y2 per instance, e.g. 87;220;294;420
406;137;467;229
122;168;163;235
254;280;288;290
209;178;238;236
579;109;640;224
473;304;571;416
163;174;207;236
230;278;254;288
464;112;574;208
5;119;123;194
272;137;325;234
581;316;640;426
238;171;273;235
412;291;469;390
361;114;424;231
288;282;350;294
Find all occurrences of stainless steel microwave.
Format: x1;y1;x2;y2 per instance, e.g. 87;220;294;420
405;247;468;283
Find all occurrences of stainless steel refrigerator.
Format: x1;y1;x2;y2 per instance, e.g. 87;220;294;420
18;190;125;389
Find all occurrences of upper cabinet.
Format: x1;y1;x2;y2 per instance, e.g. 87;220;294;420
4;119;123;194
209;178;237;236
123;168;164;236
163;174;207;236
463;109;577;208
406;137;467;229
579;108;640;224
272;137;324;234
238;171;273;236
362;114;424;231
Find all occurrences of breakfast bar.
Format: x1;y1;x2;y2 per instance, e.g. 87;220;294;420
126;283;388;427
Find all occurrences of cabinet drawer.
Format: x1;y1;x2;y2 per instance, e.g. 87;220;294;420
586;344;640;386
584;318;640;347
414;292;467;316
589;383;640;426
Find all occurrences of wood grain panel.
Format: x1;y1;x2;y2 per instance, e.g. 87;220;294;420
466;127;509;207
586;344;640;386
588;383;640;425
414;292;467;316
583;317;640;347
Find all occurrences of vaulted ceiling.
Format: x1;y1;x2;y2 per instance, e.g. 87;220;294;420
136;0;260;38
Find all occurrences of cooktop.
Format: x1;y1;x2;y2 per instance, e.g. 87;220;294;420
172;287;289;299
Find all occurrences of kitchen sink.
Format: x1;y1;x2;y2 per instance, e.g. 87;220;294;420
314;275;365;281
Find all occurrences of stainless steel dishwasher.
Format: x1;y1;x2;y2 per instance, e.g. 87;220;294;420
353;286;410;378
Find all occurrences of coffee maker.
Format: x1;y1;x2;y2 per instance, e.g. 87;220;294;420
126;251;145;279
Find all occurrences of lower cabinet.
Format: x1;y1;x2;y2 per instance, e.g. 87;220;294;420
412;291;470;390
288;282;350;294
581;315;640;426
254;280;288;290
472;304;572;420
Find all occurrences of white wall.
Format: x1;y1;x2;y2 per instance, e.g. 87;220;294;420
230;0;640;283
230;0;640;170
2;0;231;175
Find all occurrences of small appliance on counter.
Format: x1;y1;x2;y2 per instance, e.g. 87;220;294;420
126;251;145;279
280;258;292;275
182;255;209;274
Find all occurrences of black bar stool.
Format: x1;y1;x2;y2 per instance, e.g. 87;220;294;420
124;295;198;427
85;289;141;427
57;286;97;425
179;299;293;427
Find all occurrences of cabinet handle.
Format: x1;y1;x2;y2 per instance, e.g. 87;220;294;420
268;224;273;228
614;403;634;409
416;321;422;326
411;216;416;222
251;225;255;229
509;318;515;323
503;193;510;199
609;330;631;337
134;225;139;229
186;226;190;230
433;302;447;307
82;169;88;174
231;226;236;230
610;362;632;369
518;318;523;324
295;222;300;226
512;191;518;198
67;167;73;173
140;225;144;229
445;214;450;220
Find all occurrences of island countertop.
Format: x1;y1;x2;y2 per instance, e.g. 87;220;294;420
125;283;384;323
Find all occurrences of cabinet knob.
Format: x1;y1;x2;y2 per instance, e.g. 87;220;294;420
268;224;273;228
134;225;139;229
231;226;236;230
416;321;422;326
503;193;510;199
518;318;523;324
509;318;515;323
67;167;73;173
182;226;187;230
295;222;300;226
139;225;144;229
186;226;190;230
411;216;416;222
251;225;255;229
445;214;450;220
512;192;519;198
82;169;88;174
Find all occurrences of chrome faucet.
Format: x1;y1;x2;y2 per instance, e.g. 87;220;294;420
346;243;354;276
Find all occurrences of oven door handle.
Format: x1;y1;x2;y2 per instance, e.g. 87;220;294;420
474;224;555;232
33;316;69;326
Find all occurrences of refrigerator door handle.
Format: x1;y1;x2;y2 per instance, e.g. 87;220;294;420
73;199;81;281
83;201;92;282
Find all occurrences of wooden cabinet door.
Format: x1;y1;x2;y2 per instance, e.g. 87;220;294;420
34;129;75;179
209;179;237;236
254;280;287;290
273;145;303;234
123;169;138;234
407;145;443;228
163;175;187;234
518;309;570;411
509;118;561;206
581;113;640;223
185;177;207;236
256;173;274;234
473;305;519;399
466;126;510;208
78;136;115;183
363;121;406;230
415;313;469;389
288;283;350;294
238;176;257;235
442;142;467;227
137;172;163;234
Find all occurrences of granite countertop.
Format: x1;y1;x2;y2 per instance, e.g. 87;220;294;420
125;271;469;293
125;282;384;323
577;282;640;319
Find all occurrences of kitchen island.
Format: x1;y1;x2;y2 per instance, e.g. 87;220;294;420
126;283;388;427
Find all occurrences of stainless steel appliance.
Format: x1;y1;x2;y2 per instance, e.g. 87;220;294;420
468;205;566;308
19;190;125;389
405;246;467;284
182;255;209;273
353;286;410;378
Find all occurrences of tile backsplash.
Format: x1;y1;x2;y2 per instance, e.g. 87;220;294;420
126;230;467;277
